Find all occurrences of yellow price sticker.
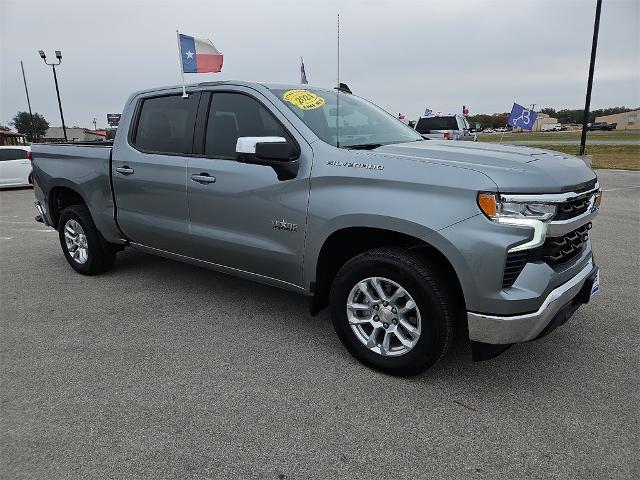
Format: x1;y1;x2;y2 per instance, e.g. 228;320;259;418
282;89;325;110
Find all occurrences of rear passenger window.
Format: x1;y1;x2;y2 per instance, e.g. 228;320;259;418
205;93;288;158
133;94;199;154
0;149;28;161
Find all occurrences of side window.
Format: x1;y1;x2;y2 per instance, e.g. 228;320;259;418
0;149;27;161
205;93;288;158
133;94;199;154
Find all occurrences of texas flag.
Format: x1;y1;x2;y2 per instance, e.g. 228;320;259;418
179;33;223;73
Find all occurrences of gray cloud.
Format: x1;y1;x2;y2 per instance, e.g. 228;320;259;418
1;0;638;128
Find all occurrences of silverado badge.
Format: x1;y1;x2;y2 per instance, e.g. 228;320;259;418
272;219;298;232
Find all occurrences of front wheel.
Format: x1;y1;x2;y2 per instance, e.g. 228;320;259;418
58;205;116;275
330;248;454;376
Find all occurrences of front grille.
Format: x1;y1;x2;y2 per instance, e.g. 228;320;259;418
554;196;591;220
502;223;592;288
502;251;529;288
540;223;591;267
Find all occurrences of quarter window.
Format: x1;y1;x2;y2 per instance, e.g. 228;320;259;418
0;149;28;161
205;93;289;158
133;94;199;154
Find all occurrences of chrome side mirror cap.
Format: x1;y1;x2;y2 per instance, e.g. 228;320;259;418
235;136;286;154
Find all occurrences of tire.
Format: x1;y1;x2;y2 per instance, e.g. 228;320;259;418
330;247;454;376
58;204;116;275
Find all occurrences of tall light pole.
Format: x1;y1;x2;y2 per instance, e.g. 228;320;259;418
38;49;67;142
20;61;36;142
579;0;603;157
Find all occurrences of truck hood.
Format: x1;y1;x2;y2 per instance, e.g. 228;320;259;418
373;140;597;193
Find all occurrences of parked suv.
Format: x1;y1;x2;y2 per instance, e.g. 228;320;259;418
31;81;601;376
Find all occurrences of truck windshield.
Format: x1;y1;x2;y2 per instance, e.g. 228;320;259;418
270;88;423;148
415;116;459;133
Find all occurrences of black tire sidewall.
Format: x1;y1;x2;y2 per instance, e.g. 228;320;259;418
330;251;451;376
58;205;111;275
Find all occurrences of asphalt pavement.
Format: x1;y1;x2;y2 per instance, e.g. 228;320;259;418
1;169;638;479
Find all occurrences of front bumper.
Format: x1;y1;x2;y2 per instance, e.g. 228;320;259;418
467;258;598;344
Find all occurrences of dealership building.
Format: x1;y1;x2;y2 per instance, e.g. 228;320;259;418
595;110;639;130
43;127;107;142
531;113;559;131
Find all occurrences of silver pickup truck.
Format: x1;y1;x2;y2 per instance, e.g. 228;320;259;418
31;81;602;376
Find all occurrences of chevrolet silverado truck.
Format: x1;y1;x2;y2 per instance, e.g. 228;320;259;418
31;82;602;376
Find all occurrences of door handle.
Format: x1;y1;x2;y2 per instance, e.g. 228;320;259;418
116;166;134;175
191;173;216;184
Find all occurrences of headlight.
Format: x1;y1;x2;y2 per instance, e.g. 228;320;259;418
477;192;556;252
477;192;557;221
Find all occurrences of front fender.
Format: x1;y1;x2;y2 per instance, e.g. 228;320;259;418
302;212;476;298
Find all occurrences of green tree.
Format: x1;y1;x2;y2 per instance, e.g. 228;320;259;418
467;113;510;129
10;111;49;141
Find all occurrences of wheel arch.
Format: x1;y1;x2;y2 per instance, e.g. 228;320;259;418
307;220;467;319
48;184;88;229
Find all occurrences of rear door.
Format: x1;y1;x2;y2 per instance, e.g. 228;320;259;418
112;92;200;255
186;88;310;287
0;148;30;185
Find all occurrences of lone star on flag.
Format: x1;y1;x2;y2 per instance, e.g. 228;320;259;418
185;50;195;59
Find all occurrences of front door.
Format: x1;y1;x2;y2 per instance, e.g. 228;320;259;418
187;89;310;287
0;149;29;185
112;92;200;255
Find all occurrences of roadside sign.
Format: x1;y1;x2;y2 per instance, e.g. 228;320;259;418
107;113;122;127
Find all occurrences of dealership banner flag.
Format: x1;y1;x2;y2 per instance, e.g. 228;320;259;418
300;57;308;84
507;103;537;130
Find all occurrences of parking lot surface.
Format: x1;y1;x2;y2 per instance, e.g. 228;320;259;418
1;169;638;479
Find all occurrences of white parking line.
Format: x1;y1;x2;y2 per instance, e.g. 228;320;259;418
603;186;640;192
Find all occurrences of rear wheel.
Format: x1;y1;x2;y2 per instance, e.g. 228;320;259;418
330;247;454;376
58;205;116;275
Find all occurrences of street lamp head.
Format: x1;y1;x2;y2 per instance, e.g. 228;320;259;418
38;50;46;60
55;50;62;60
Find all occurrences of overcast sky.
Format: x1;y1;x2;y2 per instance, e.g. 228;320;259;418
1;0;638;128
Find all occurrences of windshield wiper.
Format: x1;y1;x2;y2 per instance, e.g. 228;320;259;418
342;143;383;150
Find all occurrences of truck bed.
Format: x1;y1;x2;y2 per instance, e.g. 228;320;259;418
31;142;122;243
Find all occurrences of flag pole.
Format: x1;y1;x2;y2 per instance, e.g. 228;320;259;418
176;29;188;98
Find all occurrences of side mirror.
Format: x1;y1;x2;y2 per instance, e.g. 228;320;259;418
236;137;299;181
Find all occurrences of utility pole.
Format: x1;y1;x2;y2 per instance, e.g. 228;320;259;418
20;61;36;142
93;117;97;131
580;0;603;156
38;50;68;142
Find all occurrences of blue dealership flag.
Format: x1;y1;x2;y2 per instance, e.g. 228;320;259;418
507;103;537;130
424;107;433;117
300;57;308;84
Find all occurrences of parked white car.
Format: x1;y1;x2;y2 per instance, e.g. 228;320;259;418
0;146;32;188
541;123;562;132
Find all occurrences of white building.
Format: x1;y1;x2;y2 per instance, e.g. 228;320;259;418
44;127;106;142
595;110;639;130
